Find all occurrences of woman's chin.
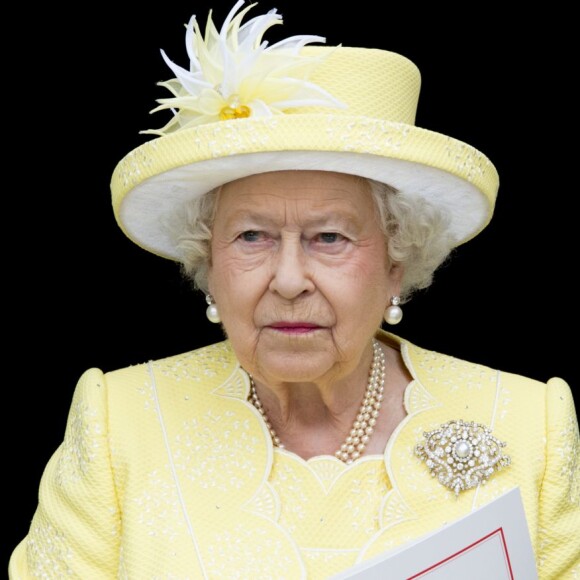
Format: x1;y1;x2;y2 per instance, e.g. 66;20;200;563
254;348;336;384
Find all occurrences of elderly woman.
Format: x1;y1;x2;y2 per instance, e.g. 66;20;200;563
9;1;578;578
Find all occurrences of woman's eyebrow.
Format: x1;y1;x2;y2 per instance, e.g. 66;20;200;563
223;209;362;229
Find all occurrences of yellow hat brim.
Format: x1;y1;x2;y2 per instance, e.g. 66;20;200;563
111;113;499;260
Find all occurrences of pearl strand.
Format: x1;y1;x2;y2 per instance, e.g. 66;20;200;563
248;339;386;464
249;384;285;449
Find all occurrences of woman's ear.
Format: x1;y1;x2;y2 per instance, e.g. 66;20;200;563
388;261;405;298
206;271;215;299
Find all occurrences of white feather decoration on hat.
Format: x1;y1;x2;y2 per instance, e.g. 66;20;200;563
143;0;347;135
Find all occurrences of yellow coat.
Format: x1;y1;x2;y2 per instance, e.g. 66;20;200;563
9;332;580;578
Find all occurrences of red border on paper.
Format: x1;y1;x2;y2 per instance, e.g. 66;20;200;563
406;527;514;579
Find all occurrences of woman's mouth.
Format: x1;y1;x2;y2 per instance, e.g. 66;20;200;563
267;322;322;334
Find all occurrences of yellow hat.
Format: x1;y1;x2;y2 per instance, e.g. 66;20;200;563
111;0;499;260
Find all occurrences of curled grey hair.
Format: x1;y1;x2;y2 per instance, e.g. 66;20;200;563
166;177;455;302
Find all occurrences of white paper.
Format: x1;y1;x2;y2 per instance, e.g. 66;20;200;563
330;487;538;579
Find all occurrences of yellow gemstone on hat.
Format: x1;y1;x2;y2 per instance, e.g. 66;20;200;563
219;95;251;120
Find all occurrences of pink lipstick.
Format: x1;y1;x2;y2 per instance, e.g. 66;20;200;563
268;322;321;334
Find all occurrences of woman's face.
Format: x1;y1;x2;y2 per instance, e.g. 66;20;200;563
207;170;403;385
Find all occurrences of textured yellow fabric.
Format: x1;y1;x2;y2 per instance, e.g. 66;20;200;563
9;332;579;578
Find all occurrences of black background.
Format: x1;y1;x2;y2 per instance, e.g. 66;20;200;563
6;0;577;566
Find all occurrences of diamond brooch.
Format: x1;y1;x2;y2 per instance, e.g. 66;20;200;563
415;420;511;496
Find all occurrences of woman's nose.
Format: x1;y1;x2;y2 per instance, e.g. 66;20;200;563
268;238;315;299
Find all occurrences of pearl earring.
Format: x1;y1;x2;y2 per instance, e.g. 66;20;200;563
205;294;221;323
384;296;403;325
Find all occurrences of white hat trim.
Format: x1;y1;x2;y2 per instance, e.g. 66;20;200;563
119;150;489;260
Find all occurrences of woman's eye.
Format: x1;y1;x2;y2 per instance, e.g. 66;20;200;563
239;230;263;242
316;232;344;244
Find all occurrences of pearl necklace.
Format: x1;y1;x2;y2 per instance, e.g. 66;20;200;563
248;339;386;464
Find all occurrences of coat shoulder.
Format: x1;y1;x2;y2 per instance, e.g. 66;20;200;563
103;340;237;385
394;332;551;396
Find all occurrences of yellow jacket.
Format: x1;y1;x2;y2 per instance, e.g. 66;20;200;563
9;332;580;578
